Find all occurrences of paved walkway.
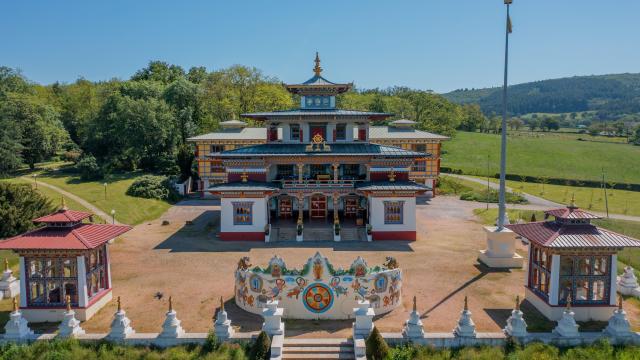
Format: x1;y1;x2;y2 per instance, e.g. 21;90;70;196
22;176;121;224
444;174;640;222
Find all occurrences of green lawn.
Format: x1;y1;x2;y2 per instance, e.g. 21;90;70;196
34;171;172;226
442;131;640;183
481;177;640;217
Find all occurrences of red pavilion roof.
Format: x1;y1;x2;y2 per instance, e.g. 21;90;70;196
33;209;93;223
544;206;601;220
506;221;640;249
0;223;132;250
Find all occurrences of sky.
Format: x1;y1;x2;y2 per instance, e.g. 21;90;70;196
2;0;639;93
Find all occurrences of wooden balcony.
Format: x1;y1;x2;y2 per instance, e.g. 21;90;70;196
280;179;359;189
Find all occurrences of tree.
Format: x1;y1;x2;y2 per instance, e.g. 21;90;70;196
508;117;524;131
176;144;195;180
458;104;486;132
163;78;199;143
187;66;208;84
632;124;640;145
250;331;271;360
541;117;560;131
365;327;389;360
0;183;54;239
131;61;185;84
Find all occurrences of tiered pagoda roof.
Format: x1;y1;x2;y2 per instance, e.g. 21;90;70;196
284;52;352;95
0;205;131;251
506;202;640;249
214;143;428;157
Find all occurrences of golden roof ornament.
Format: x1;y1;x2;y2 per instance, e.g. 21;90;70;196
313;52;322;76
61;196;68;211
618;296;623;311
117;296;122;312
568;193;577;209
515;295;520;311
4;258;8;272
413;295;417;312
220;296;225;312
464;295;468;311
66;295;72;312
566;295;572;311
12;297;18;312
388;169;396;182
240;169;249;183
169;296;173;312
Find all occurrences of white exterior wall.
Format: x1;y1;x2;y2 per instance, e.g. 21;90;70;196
220;197;269;233
610;254;617;305
326;123;335;142
77;256;89;307
19;257;27;308
369;197;416;232
281;123;291;142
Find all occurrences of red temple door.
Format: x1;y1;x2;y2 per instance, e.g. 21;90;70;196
310;194;327;218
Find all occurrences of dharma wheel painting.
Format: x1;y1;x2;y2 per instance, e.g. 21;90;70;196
234;252;402;319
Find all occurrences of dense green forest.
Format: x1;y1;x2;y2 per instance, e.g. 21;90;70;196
0;63;468;177
444;73;640;120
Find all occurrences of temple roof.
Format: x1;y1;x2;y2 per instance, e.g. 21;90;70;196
506;221;640;249
187;127;270;141
215;143;427;157
0;223;132;250
208;182;280;192
356;181;431;192
284;53;352;95
242;109;391;120
544;206;601;220
33;209;93;224
368;126;450;140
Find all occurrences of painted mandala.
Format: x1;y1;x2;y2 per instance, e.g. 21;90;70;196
303;283;334;313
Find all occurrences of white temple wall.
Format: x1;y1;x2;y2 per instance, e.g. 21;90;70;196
525;287;615;321
220;197;268;233
369;197;416;232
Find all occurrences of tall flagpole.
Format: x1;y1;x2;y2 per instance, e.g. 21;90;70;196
497;0;512;231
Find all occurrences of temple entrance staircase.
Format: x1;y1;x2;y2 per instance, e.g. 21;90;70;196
303;227;333;241
339;228;363;241
275;227;297;242
281;338;354;359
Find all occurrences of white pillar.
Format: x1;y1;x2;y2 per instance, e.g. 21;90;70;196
610;255;618;306
352;300;374;338
58;307;85;338
261;300;284;336
77;256;88;307
548;254;561;305
4;301;33;340
523;245;530;286
18;258;27;308
105;246;113;289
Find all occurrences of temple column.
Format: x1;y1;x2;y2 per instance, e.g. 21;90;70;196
610;254;618;305
77;256;89;308
297;164;304;183
333;193;339;224
333;163;339;183
365;165;371;181
19;257;27;308
548;254;561;305
297;193;304;224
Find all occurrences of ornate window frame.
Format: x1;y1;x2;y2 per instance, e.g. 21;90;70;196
26;257;79;307
233;201;254;225
558;254;611;305
384;201;404;225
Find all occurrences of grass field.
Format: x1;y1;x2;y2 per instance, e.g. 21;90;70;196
34;171;172;226
442;131;640;183
478;177;640;217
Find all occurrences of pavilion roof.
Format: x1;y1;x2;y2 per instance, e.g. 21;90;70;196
506;221;640;249
33;209;93;224
544;206;601;220
0;223;132;251
214;143;427;157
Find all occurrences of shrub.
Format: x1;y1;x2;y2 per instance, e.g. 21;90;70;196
62;150;82;164
249;331;271;360
75;154;103;180
366;327;389;360
126;175;178;201
459;189;528;204
0;182;54;238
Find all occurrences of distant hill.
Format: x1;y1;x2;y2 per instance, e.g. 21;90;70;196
442;73;640;116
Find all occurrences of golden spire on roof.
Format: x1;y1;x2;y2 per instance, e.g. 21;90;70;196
4;258;8;272
515;295;520;311
618;296;623;311
240;169;249;183
412;295;417;312
463;295;468;311
568;193;577;209
61;196;68;211
12;297;17;312
169;296;173;312
388;169;396;183
313;52;322;76
566;294;572;311
66;295;72;312
117;296;122;312
220;296;225;312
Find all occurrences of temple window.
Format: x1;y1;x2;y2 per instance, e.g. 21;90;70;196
277;165;294;180
384;201;404;224
558;254;611;305
26;257;79;307
414;144;427;152
86;246;108;299
412;161;426;172
335;124;346;141
233;202;253;225
529;244;551;298
210;145;224;153
290;124;300;141
342;164;359;179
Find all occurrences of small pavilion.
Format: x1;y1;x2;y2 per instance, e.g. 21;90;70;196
0;201;131;322
507;199;640;321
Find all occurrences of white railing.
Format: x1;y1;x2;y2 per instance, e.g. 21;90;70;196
280;179;360;189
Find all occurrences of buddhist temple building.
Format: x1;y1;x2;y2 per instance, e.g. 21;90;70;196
506;200;640;321
0;201;131;322
194;54;434;242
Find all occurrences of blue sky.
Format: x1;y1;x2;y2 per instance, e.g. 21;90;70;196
3;0;639;93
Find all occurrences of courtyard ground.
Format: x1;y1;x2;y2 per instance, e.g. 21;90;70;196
80;196;640;338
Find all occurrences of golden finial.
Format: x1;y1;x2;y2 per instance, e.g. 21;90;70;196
169;296;173;312
412;296;417;312
618;296;623;311
220;296;225;312
61;196;68;210
12;297;17;312
569;193;577;208
566;295;572;311
313;52;322;76
515;295;520;311
464;296;468;311
66;295;71;312
240;169;249;183
117;296;121;312
388;169;396;183
4;258;8;272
